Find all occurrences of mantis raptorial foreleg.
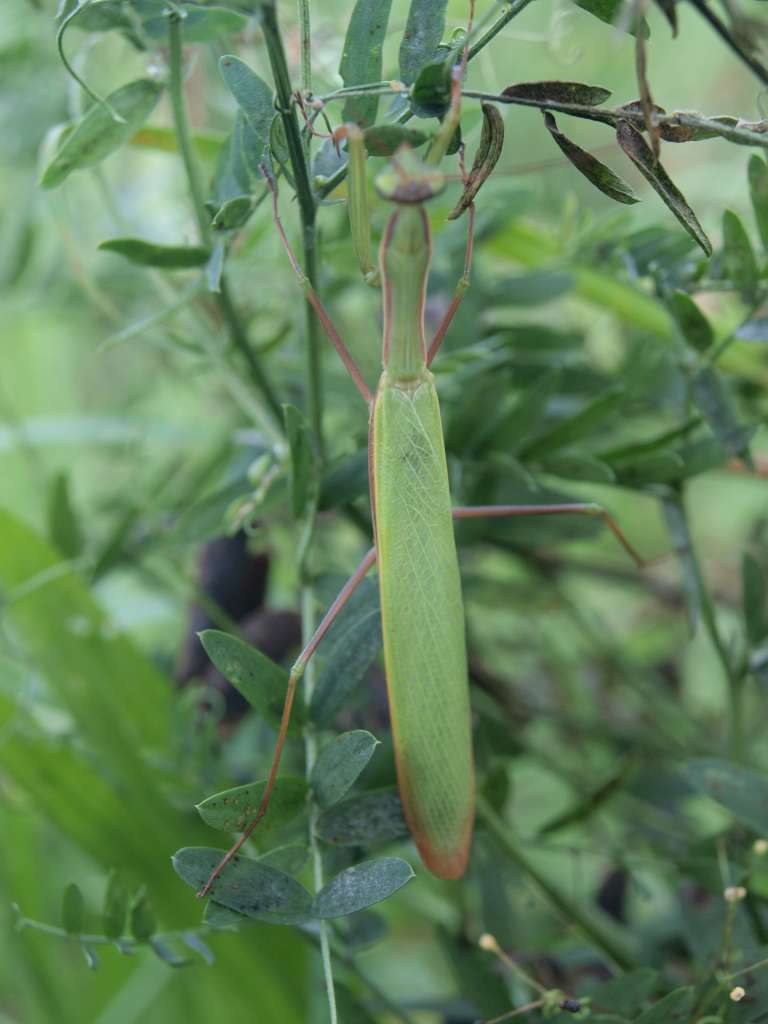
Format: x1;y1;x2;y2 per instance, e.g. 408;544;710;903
197;545;377;898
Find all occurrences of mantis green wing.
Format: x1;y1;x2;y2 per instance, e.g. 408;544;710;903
372;372;474;880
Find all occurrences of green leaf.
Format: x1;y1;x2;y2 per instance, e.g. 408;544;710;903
742;552;767;646
212;195;254;232
311;577;382;726
722;209;759;301
283;404;319;521
172;847;313;925
41;79;163;189
363;125;428;156
149;939;189;967
310;731;379;809
196;776;307;833
181;931;215;965
542;112;638;205
682;758;768;833
142;5;247;42
410;55;454;119
399;0;448;85
689;365;751;464
210;112;258;206
68;0;145;46
257;843;309;875
129;886;156;942
572;0;648;35
199;629;304;732
612;449;686;485
47;472;83;559
218;56;273;169
634;987;694;1024
98;238;210;269
62;882;85;934
616;120;712;256
312;858;414;918
519;386;625;460
502;81;612;106
540;453;616;484
316;789;409;845
448;103;505;220
589;967;659;1015
667;291;714;352
340;0;394;126
102;869;128;940
748;154;768;251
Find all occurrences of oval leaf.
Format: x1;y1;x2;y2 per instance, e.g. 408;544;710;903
41;79;163;189
616;119;712;256
502;81;611;106
543;111;638;205
199;629;303;732
219;56;273;169
722;209;758;301
743;551;768;647
129;886;156;942
682;758;768;832
748;154;768;251
399;0;448;85
172;847;313;925
102;869;128;940
62;882;85;934
196;776;307;833
310;731;379;809
99;238;210;268
340;0;394;126
667;290;713;352
312;858;414;918
448;103;505;220
316;789;409;845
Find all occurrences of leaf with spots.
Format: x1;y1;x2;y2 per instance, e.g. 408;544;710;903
196;777;307;833
542;111;638;205
310;731;379;809
312;858;414;918
316;789;409;845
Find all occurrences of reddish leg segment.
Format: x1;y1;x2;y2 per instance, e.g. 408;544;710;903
452;503;650;568
197;545;378;898
427;203;476;366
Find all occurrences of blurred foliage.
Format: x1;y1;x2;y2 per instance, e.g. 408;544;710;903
3;0;768;1022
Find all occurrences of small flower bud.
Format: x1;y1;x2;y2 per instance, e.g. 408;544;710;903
730;986;746;1002
754;839;768;856
478;933;498;952
724;885;747;903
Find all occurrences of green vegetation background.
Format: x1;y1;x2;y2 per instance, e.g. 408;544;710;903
2;0;768;1022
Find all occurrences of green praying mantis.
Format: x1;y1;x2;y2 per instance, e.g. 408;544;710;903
198;16;648;897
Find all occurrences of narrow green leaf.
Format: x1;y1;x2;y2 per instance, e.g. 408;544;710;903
219;56;273;169
399;0;448;84
540;453;616;484
616;120;712;256
81;945;100;970
316;789;409;845
634;987;693;1024
742;552;767;646
682;758;768;833
313;858;414;918
41;79;163;188
363;125;428;156
722;209;759;301
68;0;145;46
283;404;319;521
98;238;210;269
501;371;562;454
199;629;304;732
62;882;85;935
662;494;701;630
196;776;307;833
519;386;624;459
102;869;128;940
748;154;768;251
502;81;612;106
690;365;751;463
653;0;677;34
340;0;394;126
210;113;256;206
667;291;713;352
448;103;505;220
149;939;189;967
612;449;685;485
311;577;382;726
172;847;313;925
47;472;83;559
310;731;379;809
129;886;156;942
542;112;638;205
181;931;215;965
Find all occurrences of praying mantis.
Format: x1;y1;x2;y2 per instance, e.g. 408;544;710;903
198;19;648;897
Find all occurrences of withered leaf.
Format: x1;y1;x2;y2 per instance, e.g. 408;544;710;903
448;103;505;220
502;81;611;107
543;111;638;205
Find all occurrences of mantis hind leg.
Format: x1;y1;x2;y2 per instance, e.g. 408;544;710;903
452;503;652;568
197;545;378;898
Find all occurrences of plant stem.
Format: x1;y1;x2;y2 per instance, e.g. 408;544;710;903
301;585;338;1024
467;0;538;59
297;0;312;94
687;0;768;88
662;490;745;752
166;13;283;427
477;795;637;971
261;2;323;450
